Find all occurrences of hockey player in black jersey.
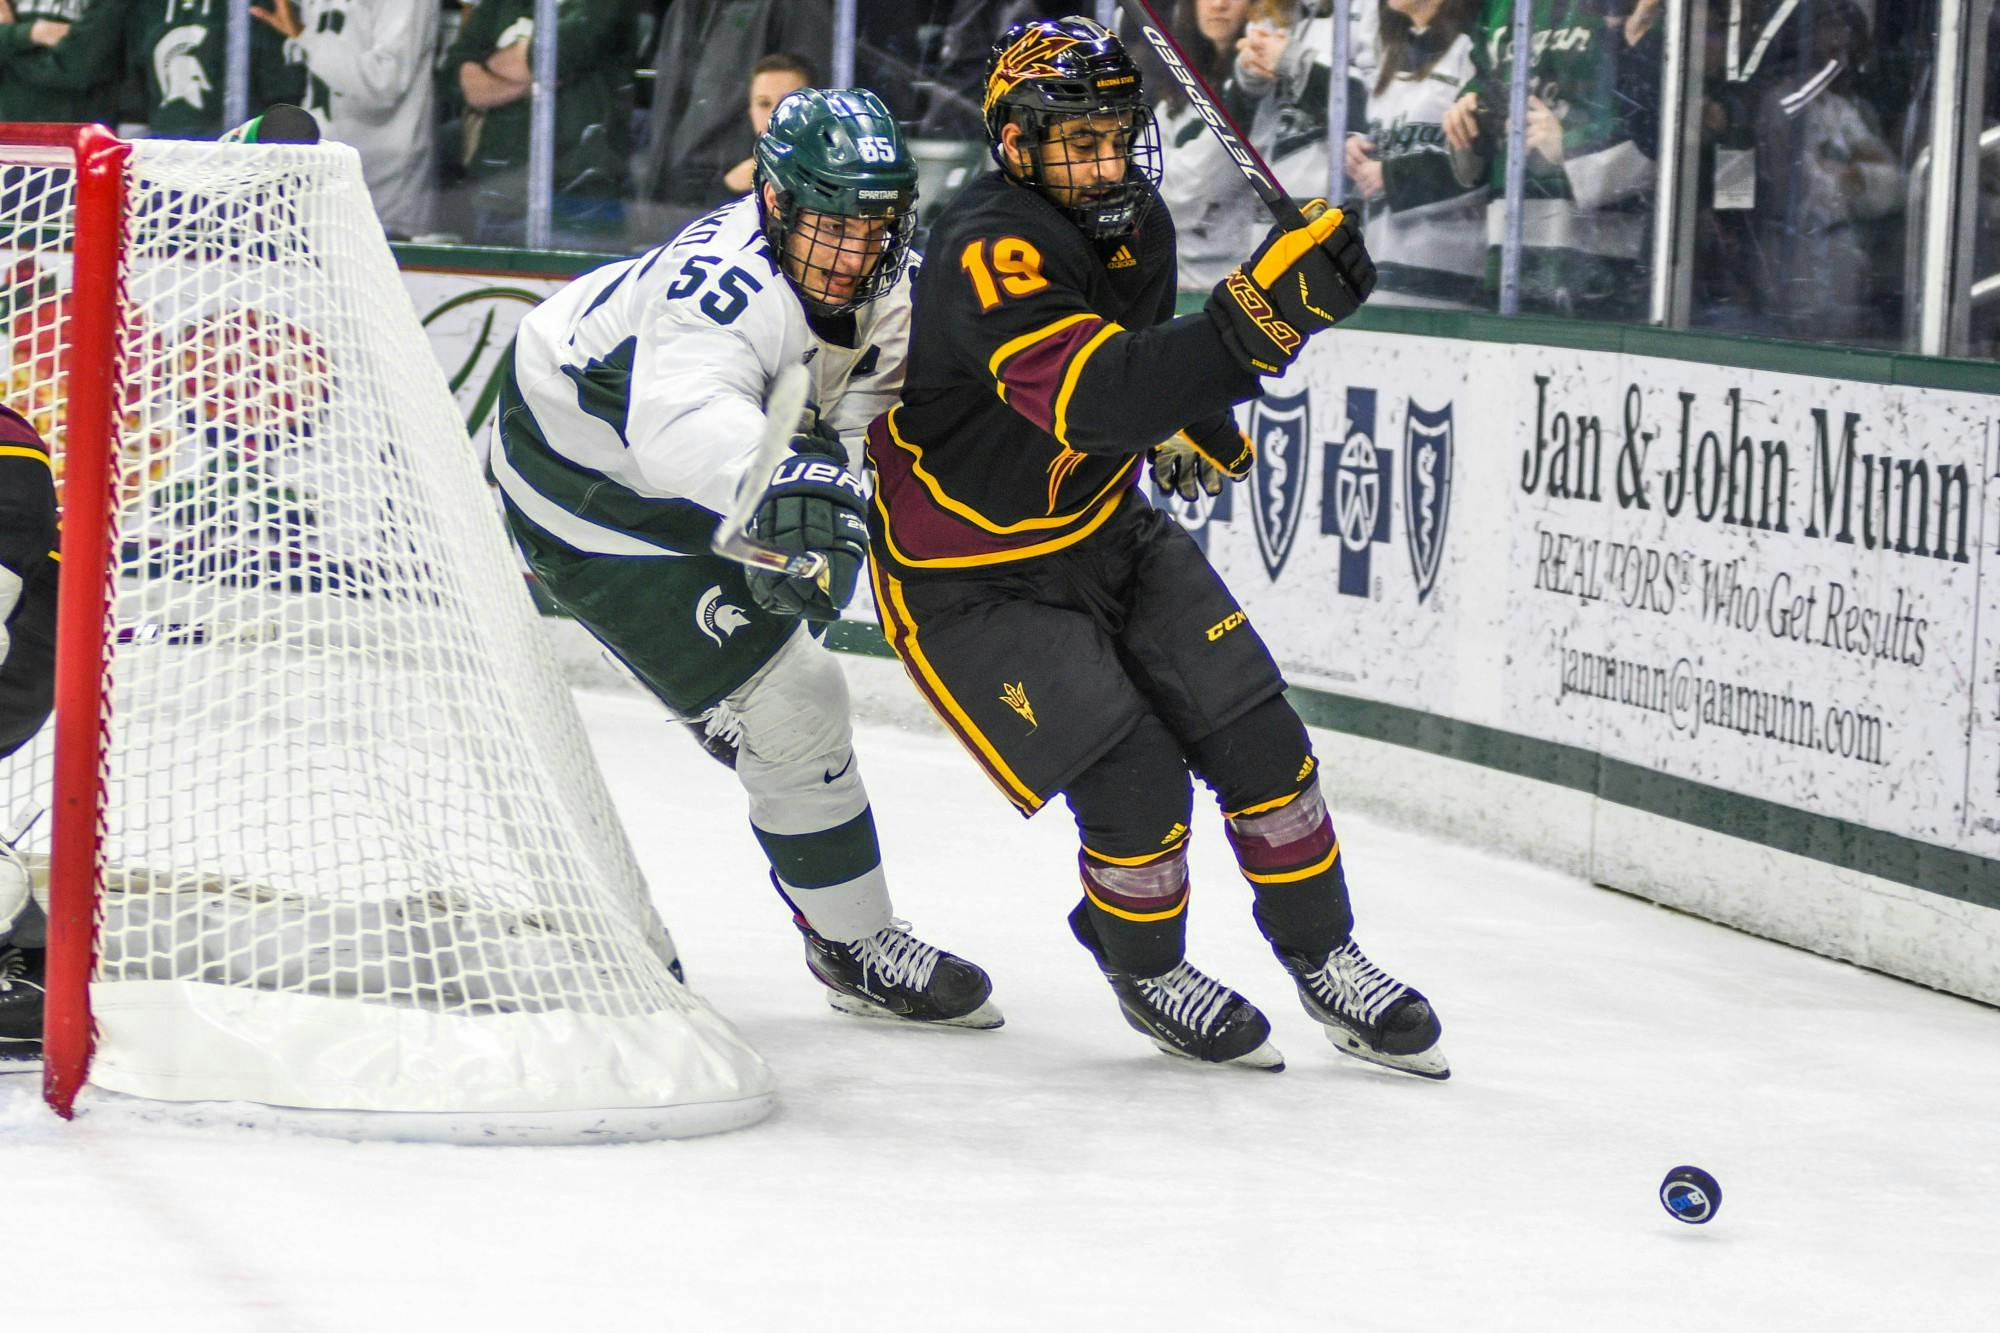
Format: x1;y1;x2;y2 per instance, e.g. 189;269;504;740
0;403;56;1067
865;16;1449;1077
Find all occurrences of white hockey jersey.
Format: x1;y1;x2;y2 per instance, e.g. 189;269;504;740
1356;29;1488;306
500;195;916;556
286;0;437;237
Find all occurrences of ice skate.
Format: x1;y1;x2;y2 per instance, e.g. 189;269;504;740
1095;958;1285;1071
0;945;44;1070
799;918;1003;1029
1275;938;1449;1079
1067;900;1282;1070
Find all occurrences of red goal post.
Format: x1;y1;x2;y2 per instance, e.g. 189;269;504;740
0;124;774;1140
2;123;128;1117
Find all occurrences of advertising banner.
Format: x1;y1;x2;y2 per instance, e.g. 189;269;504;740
1187;333;1999;865
396;261;1997;876
402;268;567;438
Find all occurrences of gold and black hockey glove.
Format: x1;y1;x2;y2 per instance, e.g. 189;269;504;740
1150;416;1256;500
743;421;868;622
1206;201;1376;376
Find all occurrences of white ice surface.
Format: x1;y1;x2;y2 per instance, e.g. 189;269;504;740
9;661;1999;1331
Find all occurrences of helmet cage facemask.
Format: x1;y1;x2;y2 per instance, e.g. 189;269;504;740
758;181;917;318
995;103;1161;240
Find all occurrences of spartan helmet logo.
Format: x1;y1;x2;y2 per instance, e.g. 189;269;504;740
154;25;213;111
695;585;751;646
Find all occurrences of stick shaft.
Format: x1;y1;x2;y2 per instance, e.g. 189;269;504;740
1117;0;1306;228
709;364;829;582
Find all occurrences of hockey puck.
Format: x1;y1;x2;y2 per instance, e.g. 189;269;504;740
1659;1165;1721;1224
219;103;321;145
253;104;322;145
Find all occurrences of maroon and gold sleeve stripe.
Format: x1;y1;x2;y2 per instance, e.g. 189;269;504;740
987;313;1125;445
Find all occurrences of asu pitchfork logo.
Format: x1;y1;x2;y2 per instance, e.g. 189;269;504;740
1000;681;1038;731
984;28;1091;118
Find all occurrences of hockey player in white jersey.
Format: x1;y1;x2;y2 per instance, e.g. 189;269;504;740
493;88;1000;1029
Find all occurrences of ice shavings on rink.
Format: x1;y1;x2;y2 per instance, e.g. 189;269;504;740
8;656;1998;1331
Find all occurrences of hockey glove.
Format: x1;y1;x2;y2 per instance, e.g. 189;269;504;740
1206;201;1377;376
1150;417;1256;500
743;424;869;622
0;562;18;669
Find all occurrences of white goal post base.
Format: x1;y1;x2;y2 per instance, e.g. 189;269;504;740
72;1088;778;1147
92;983;776;1120
83;984;775;1144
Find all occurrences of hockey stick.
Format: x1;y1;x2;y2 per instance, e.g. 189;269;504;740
1115;0;1310;230
708;363;830;585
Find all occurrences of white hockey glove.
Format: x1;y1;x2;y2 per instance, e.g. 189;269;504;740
0;561;20;670
0;836;29;943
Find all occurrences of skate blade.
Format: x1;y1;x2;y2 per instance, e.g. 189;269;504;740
1320;1027;1450;1080
825;989;1006;1029
1147;1035;1286;1072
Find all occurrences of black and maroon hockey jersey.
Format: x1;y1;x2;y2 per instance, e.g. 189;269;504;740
865;170;1261;572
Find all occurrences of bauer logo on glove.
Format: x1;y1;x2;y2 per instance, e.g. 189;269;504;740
770;456;867;503
743;432;870;622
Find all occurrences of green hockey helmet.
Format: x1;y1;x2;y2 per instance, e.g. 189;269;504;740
753;88;920;316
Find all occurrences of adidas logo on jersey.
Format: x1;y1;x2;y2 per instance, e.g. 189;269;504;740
1107;245;1136;269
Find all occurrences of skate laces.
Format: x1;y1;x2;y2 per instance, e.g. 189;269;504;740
699;702;745;750
1305;940;1408;1026
852;921;940;991
0;948;33;993
1134;962;1234;1037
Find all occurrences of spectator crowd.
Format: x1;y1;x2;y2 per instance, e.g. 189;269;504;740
0;0;1988;352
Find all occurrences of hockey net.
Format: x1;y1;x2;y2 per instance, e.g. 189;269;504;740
0;126;772;1140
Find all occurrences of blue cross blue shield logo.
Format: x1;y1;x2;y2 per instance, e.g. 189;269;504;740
1247;390;1311;581
1321;387;1391;598
1403;400;1453;603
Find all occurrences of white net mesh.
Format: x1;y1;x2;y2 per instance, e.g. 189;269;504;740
1;136;771;1132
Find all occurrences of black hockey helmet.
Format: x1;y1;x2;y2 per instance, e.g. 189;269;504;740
754;88;920;316
981;15;1161;239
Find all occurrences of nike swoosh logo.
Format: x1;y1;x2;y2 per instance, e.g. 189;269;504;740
822;755;854;784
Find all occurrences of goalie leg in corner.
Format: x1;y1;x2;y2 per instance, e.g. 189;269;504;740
0;403;57;1069
489;89;999;1031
